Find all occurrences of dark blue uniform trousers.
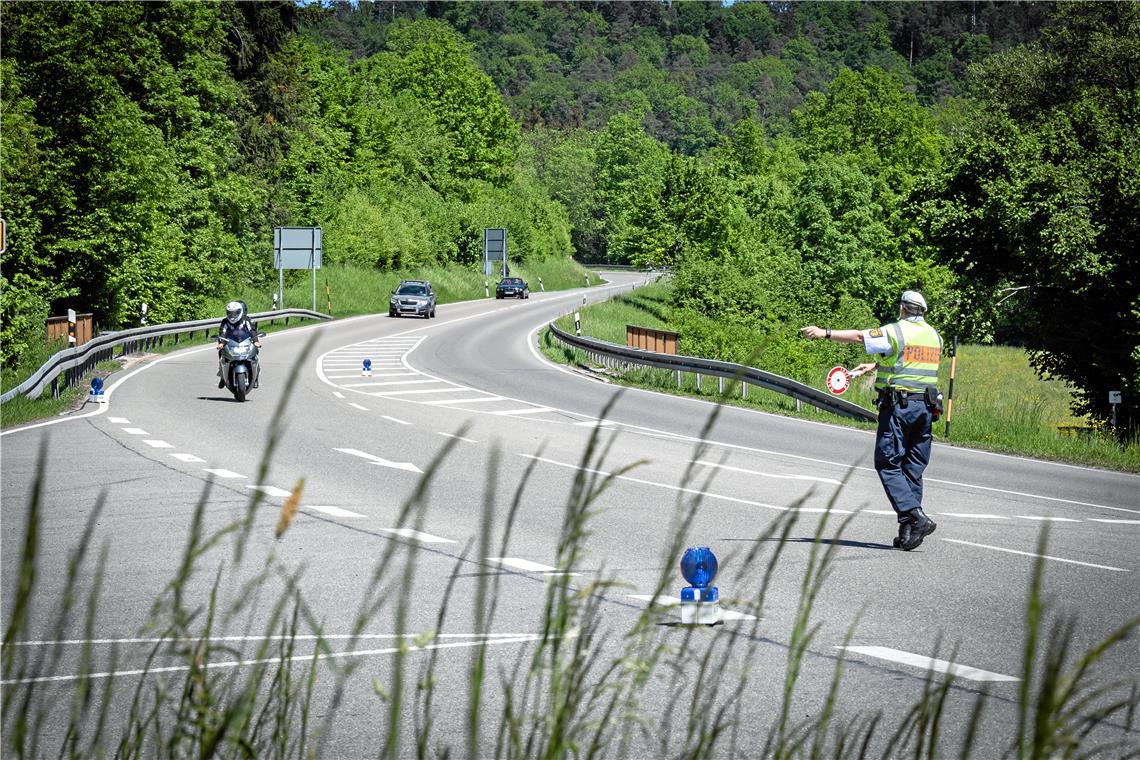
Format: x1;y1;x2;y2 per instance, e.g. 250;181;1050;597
874;398;933;521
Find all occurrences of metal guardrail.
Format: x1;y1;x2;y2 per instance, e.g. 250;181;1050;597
547;321;877;423
1;309;331;404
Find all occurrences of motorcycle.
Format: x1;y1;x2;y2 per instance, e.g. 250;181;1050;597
217;333;263;402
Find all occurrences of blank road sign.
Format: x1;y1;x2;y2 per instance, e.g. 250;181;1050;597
484;228;506;261
274;227;323;269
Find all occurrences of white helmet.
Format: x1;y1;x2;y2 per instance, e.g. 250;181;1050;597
900;290;927;315
225;300;245;325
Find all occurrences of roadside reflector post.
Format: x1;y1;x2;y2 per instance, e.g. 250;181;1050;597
574;312;581;337
679;546;720;625
584;273;589;288
485;279;489;299
67;308;77;346
677;370;682;388
742;382;747;399
944;335;958;438
362;359;372;377
696;374;701;392
140;302;148;327
539;277;544;293
272;292;278;311
718;376;724;394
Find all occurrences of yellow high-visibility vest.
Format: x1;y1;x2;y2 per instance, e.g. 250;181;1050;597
875;318;942;392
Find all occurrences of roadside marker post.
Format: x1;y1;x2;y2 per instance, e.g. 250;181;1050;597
67;308;77;346
539;277;544;293
362;359;372;378
944;335;958;438
574;312;581;337
1109;390;1122;429
679;546;720;625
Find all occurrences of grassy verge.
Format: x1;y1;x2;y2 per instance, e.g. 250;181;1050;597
542;283;1140;471
0;359;122;428
5;346;1137;756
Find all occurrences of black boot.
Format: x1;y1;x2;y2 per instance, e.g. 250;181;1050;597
218;378;225;389
899;508;936;551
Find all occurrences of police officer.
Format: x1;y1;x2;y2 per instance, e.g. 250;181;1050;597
800;291;943;551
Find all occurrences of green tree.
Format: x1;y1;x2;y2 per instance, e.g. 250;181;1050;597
923;3;1140;432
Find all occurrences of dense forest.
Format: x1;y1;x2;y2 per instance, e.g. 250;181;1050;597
1;1;1136;431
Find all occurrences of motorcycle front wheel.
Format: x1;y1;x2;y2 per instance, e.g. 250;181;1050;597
233;372;248;402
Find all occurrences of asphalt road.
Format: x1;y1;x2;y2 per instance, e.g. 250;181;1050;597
3;272;1137;757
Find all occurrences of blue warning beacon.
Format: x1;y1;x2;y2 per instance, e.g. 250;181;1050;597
680;546;720;625
362;358;372;377
88;377;106;404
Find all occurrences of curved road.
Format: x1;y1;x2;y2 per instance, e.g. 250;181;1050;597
3;272;1137;756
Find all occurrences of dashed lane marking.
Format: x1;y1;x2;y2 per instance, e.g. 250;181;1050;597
249;485;292;498
1090;519;1140;524
349;403;369;411
381;528;456;543
837;647;1019;683
122;428;149;436
627;595;758;621
169;453;205;463
938;513;1008;520
693;460;843;486
203;468;246;480
333;392;345;399
382;415;411;425
306;505;366;518
335;447;423;474
1;634;555;685
486;557;557;573
942;539;1130;572
492;407;556;416
438;433;478;444
1017;515;1080;523
422;397;505;406
108;417;130;424
143;440;173;449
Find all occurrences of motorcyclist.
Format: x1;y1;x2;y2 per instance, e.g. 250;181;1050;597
217;300;261;389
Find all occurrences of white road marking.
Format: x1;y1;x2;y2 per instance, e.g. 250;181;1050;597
107;417;130;424
628;594;680;606
942;539;1129;572
382;415;411;425
573;420;614;427
938;513;1008;520
438;432;478;443
306;505;366;518
122;428;149;436
1;634;556;685
344;380;440;388
333;392;345;399
381;528;456;543
492;407;555;416
349;403;369;411
248;485;292;498
143;440;173;449
1017;515;1080;523
626;595;757;620
522;455;789;514
837;647;1019;682
169;453;205;463
487;557;557;573
335;447;423;474
327;373;418;379
371;387;468;396
422;397;502;406
203;468;246;479
694;460;843;486
862;510;898;515
1090;519;1140;524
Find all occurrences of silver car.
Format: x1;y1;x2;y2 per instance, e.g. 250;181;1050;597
389;280;436;318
